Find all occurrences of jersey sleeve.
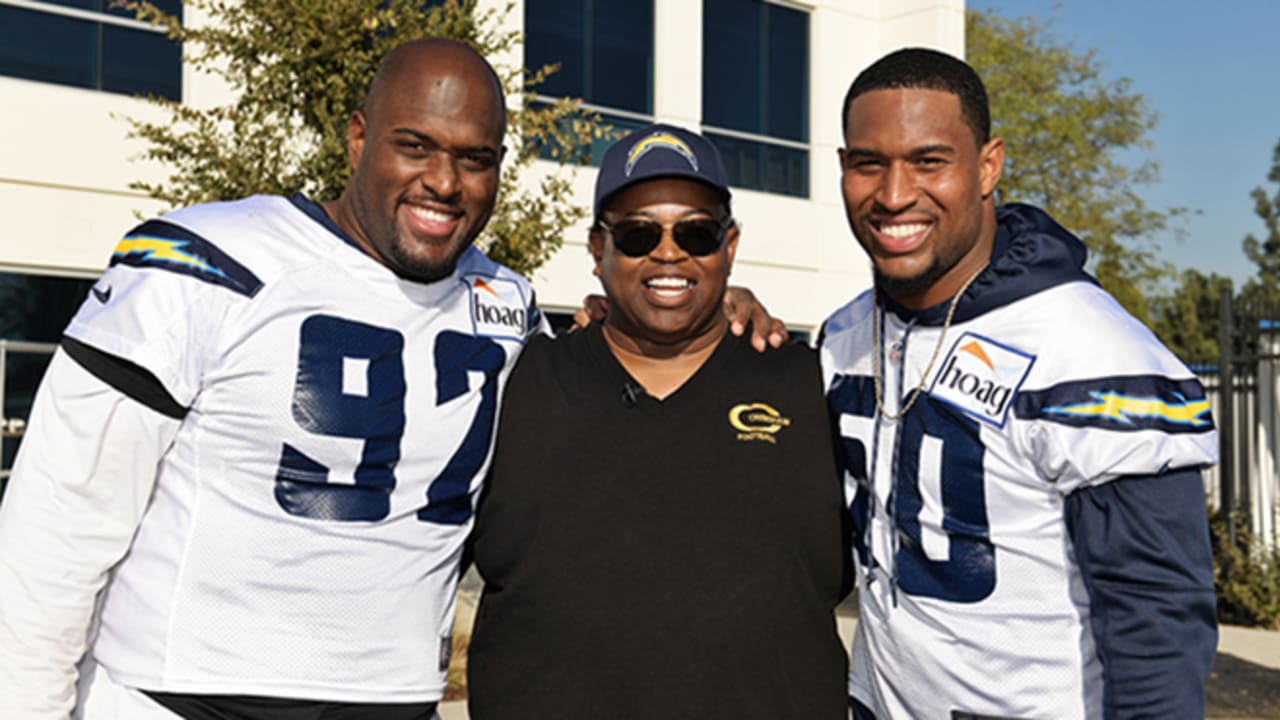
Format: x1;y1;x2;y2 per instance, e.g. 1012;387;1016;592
1010;291;1217;493
1065;469;1217;719
0;350;182;719
63;218;262;407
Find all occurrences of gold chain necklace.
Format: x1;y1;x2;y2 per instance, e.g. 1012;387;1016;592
872;262;989;421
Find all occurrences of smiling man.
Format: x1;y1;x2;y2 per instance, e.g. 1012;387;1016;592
0;39;538;719
466;124;851;719
820;48;1218;719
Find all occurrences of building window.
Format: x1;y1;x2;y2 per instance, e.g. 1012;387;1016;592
0;272;93;496
0;0;183;101
703;0;809;197
525;0;654;165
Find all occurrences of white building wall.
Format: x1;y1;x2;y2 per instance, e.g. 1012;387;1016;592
0;0;965;332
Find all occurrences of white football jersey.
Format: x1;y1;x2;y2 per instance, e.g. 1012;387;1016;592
821;279;1216;719
63;195;544;702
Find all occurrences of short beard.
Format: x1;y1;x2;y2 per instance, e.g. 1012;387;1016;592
387;236;469;284
874;258;946;303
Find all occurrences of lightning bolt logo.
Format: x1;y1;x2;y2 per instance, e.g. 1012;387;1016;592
106;220;263;297
1044;392;1212;428
625;132;699;176
113;235;227;278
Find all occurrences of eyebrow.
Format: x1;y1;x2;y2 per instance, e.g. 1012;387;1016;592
909;144;957;156
392;128;500;156
843;143;957;157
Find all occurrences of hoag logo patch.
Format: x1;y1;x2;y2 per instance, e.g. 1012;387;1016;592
928;333;1035;427
468;275;527;339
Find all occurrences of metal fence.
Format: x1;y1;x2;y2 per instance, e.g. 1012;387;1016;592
1197;369;1280;553
1206;290;1280;553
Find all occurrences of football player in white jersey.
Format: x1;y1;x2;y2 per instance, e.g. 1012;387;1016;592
0;39;534;719
821;48;1218;719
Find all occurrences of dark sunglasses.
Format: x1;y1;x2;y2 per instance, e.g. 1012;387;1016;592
598;216;732;258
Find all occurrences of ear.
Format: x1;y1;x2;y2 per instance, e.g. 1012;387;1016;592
347;111;368;171
978;136;1005;198
722;223;740;275
588;229;605;277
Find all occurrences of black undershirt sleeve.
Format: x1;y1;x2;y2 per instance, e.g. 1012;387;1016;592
60;336;187;420
144;691;437;720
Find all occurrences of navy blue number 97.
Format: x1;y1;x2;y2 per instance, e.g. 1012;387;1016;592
417;330;506;525
274;316;503;525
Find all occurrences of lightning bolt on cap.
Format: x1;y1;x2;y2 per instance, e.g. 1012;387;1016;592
592;123;731;221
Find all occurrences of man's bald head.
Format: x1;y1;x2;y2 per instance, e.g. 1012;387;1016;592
363;38;506;138
327;37;508;283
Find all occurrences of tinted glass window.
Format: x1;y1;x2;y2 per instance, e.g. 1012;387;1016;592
703;0;808;196
703;0;807;141
0;6;97;89
0;272;94;489
765;3;807;142
530;104;648;167
702;0;759;133
102;23;182;99
706;131;807;198
0;1;183;101
525;0;585;99
526;0;653;115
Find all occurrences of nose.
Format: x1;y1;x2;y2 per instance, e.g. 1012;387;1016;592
875;162;917;212
649;226;687;262
419;150;460;200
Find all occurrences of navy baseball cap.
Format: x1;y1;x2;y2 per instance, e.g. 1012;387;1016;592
593;123;732;220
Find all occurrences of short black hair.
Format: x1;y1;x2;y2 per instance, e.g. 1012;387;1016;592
841;48;990;147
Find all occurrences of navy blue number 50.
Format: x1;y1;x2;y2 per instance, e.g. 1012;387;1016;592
275;315;503;525
829;373;995;603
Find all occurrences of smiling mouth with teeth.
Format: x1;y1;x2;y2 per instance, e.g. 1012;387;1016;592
406;205;459;223
644;277;694;292
878;222;929;238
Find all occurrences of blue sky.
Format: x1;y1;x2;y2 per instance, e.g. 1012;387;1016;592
970;0;1280;287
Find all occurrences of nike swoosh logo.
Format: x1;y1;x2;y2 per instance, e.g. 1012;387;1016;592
92;285;112;303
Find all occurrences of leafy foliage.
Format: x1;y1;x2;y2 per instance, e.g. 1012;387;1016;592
1239;140;1280;310
967;9;1184;325
1211;510;1280;630
1147;269;1232;366
120;0;609;277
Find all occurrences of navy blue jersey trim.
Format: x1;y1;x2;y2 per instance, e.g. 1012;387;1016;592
289;192;367;254
61;337;187;420
111;220;263;298
1014;375;1212;433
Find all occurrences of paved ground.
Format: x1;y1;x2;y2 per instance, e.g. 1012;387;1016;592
441;584;1280;719
1206;625;1280;719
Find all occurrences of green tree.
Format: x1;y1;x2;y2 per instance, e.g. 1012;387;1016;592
1147;269;1232;366
1240;139;1280;312
967;9;1183;324
120;0;605;277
